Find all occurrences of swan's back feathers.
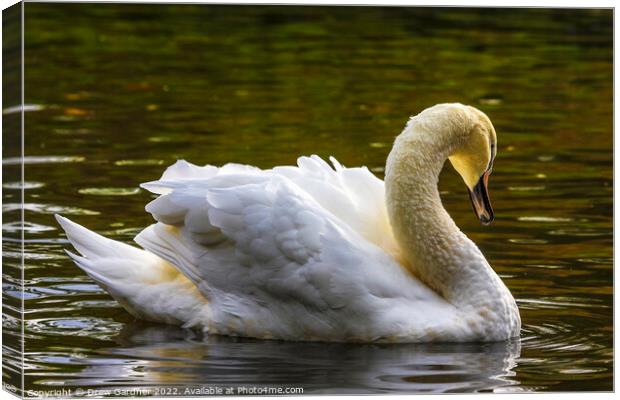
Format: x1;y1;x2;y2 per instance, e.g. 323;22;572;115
206;178;325;265
135;156;405;305
140;155;399;258
274;155;399;258
136;171;346;306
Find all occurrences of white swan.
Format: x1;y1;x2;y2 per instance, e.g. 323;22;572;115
57;103;521;343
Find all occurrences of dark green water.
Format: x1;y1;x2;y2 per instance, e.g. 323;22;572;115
3;4;612;394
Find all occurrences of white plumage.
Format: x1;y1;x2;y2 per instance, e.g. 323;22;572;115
57;103;521;343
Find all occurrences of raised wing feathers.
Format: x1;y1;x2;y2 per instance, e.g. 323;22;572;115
141;156;398;255
135;156;408;313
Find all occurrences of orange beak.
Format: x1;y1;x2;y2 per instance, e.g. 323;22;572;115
468;170;494;225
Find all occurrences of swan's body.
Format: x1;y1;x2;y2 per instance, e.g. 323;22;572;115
57;103;521;343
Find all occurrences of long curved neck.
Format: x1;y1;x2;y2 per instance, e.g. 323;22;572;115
384;122;507;309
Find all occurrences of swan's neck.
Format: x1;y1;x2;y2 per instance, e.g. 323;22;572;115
385;124;511;311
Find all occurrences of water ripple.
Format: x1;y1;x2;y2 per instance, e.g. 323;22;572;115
3;221;56;233
518;216;573;223
3;203;100;216
78;187;141;196
3;104;45;115
2;181;45;190
2;156;85;165
28;317;123;340
114;159;165;166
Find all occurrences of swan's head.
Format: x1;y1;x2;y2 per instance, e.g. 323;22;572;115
390;103;498;225
444;104;497;225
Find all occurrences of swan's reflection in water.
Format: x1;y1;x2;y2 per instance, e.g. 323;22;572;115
58;323;521;394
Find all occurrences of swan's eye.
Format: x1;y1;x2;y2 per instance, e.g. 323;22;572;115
489;142;496;166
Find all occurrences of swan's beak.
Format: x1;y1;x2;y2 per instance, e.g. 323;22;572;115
468;170;494;225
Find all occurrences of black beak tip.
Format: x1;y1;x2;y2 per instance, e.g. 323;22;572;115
479;214;494;225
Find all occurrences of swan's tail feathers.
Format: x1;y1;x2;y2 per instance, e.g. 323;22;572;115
63;248;116;291
57;214;124;256
55;214;160;280
55;215;207;325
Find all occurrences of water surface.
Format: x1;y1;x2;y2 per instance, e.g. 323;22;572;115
2;4;612;394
